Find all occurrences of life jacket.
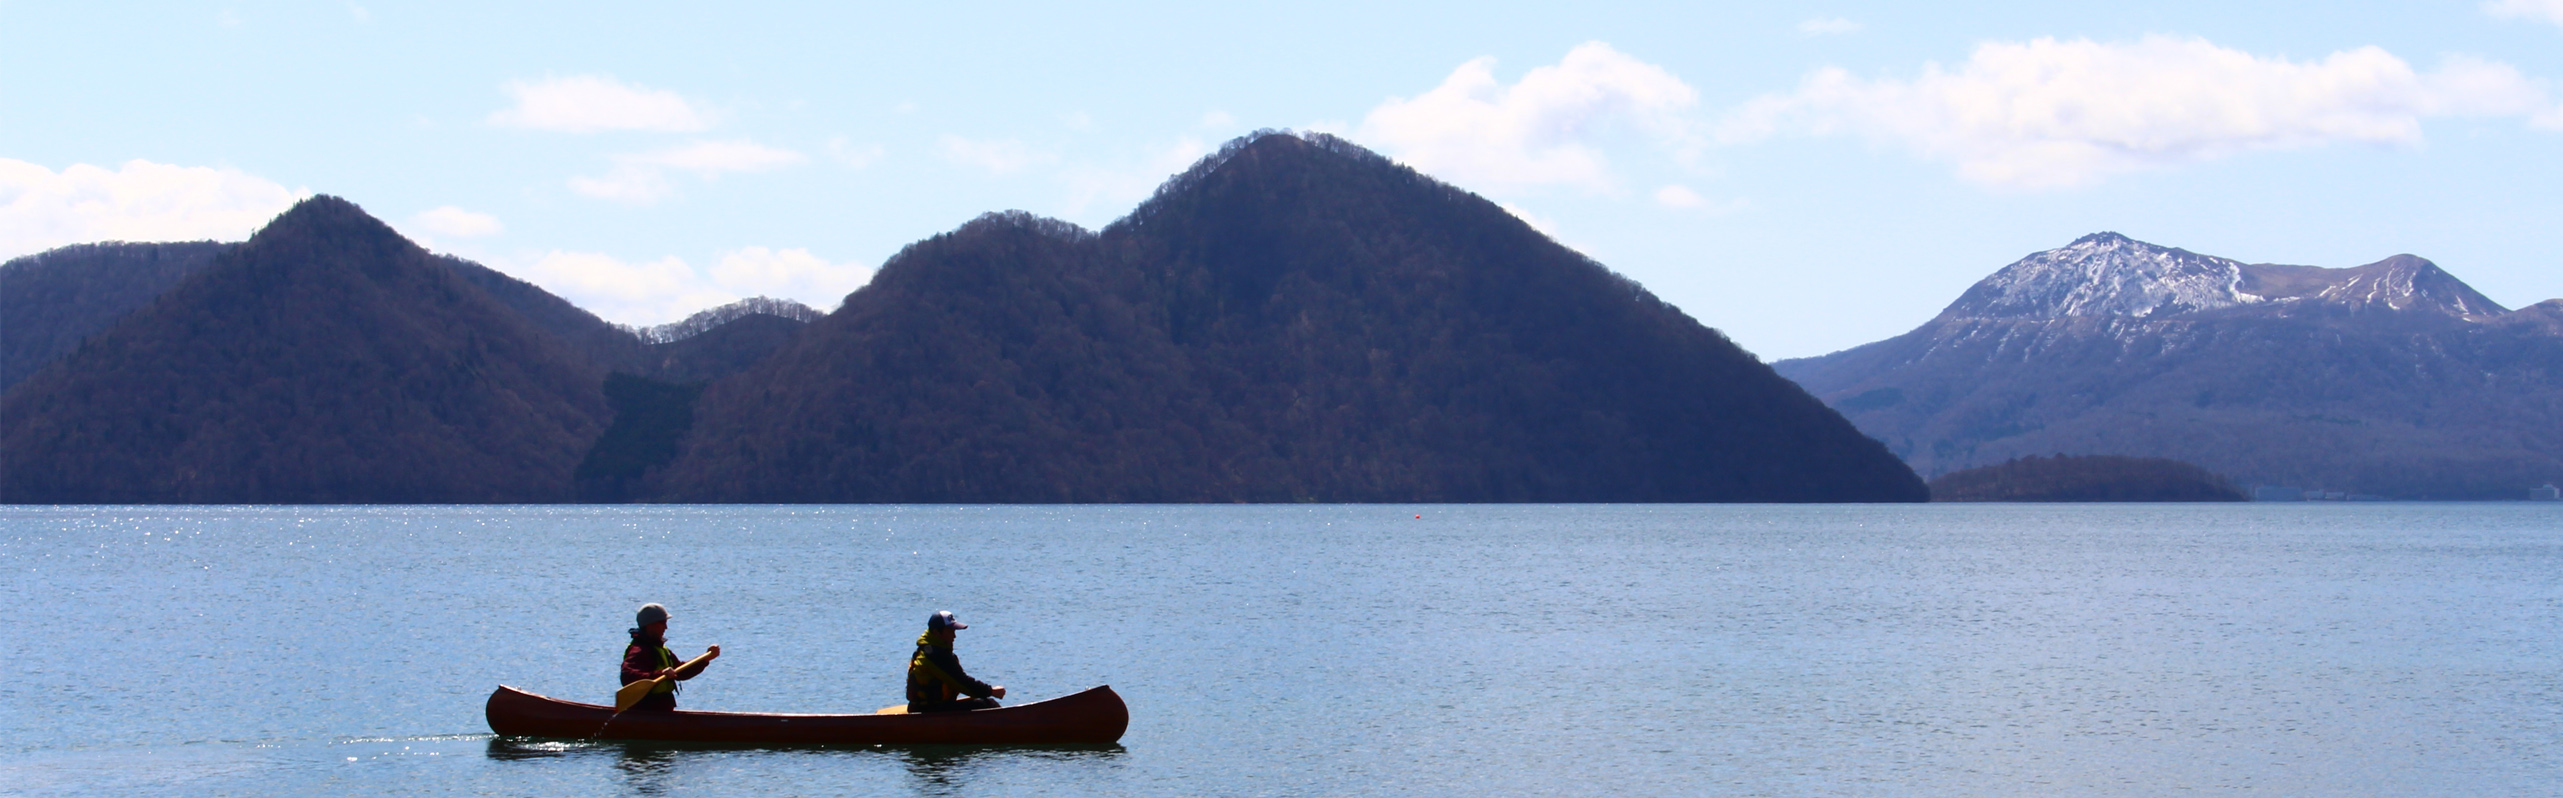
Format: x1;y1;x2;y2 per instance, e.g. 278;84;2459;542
630;634;679;696
907;632;961;705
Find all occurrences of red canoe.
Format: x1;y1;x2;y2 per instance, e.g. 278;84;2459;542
484;684;1128;745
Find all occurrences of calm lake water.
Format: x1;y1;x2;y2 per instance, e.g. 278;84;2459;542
1;504;2555;797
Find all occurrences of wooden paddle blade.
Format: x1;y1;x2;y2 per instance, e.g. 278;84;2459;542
614;677;664;713
611;650;717;713
875;704;908;715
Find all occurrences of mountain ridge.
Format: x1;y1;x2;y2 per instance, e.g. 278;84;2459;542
652;131;1925;502
1777;232;2561;498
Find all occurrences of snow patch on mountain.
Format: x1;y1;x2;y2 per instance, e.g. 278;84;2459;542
1942;234;2506;322
1942;233;2258;320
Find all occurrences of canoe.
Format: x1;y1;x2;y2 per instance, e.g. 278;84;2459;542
484;684;1128;745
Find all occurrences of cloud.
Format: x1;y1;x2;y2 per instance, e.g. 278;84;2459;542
0;158;304;259
1718;36;2553;189
940;135;1055;174
408;206;502;238
1498;202;1562;237
1357;41;1699;193
511;251;729;323
569;139;807;203
2486;0;2563;26
499;247;872;324
1652;183;1747;214
710;246;874;308
487;75;710;133
827;137;884;168
1061;136;1211;216
1799;17;1860;35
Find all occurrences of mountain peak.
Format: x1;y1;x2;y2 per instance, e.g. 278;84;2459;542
1943;234;2507;322
1940;233;2255;320
2236;254;2504;318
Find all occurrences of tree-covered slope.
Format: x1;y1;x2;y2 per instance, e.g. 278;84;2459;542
655;132;1923;502
1928;454;2244;502
0;197;611;503
1;241;226;392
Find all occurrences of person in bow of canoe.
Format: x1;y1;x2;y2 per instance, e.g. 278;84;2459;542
907;610;1005;712
621;602;719;712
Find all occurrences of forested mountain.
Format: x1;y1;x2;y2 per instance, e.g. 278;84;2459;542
1928;454;2244;502
2;241;224;392
630;297;822;382
0;197;613;503
1776;233;2563;499
653;132;1924;502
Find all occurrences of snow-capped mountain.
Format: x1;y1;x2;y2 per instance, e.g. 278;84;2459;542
1776;233;2562;499
1941;232;2504;322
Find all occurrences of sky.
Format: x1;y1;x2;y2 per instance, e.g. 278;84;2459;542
4;1;2559;360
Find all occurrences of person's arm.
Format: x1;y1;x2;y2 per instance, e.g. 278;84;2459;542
927;649;996;698
673;645;720;680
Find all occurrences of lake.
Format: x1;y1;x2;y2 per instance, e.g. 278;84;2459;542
1;503;2555;796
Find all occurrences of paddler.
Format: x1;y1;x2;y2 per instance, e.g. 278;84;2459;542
906;610;1005;712
621;602;719;712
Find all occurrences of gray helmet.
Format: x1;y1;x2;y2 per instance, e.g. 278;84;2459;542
636;603;670;627
928;610;968;631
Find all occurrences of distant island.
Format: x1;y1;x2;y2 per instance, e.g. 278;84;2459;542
0;131;1925;504
1928;454;2245;502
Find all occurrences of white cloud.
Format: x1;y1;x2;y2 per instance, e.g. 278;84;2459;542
487;75;710;133
1199;110;1237;129
2486;0;2563;26
1061;137;1211;216
710;246;874;308
568;166;674;203
569;139;807;203
1357;41;1699;193
940;135;1055;174
1799;17;1860;35
409;206;502;238
632;140;806;175
1652;184;1747;214
1719;36;2553;189
827;137;884;168
0;158;304;259
1498;201;1562;238
498;247;871;325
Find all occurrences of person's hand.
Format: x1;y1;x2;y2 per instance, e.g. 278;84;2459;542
991;685;1007;699
705;645;721;660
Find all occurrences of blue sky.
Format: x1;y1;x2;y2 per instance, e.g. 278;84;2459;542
5;1;2559;359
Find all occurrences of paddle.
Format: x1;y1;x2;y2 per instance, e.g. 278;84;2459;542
614;649;718;713
876;703;908;715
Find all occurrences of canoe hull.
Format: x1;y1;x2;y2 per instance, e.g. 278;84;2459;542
485;684;1128;745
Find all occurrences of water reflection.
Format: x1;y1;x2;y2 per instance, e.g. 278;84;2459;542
896;745;1126;798
485;737;1126;797
614;745;680;797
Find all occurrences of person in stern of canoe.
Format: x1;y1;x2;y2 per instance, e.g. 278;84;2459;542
907;610;1005;712
621;602;719;712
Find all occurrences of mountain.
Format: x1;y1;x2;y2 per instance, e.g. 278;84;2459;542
652;132;1924;502
1776;233;2563;499
631;297;824;382
0;197;612;503
2;241;225;392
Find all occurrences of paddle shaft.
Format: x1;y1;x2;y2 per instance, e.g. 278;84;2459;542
613;649;717;713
